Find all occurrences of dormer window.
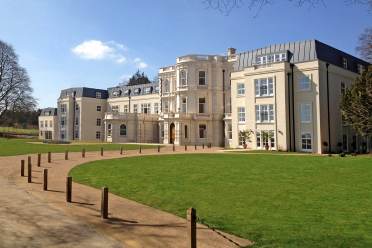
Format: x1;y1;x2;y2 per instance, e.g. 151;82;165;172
134;88;141;95
112;90;121;97
357;64;365;74
144;87;151;94
96;92;102;99
342;57;348;69
154;86;160;93
124;89;130;96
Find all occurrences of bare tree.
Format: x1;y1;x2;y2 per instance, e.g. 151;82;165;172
357;27;372;63
203;0;372;15
0;40;36;119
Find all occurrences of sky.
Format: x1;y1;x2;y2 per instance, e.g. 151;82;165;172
0;0;370;108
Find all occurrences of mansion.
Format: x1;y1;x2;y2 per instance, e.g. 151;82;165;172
39;40;370;153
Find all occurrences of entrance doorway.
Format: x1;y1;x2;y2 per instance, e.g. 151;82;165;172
169;123;175;144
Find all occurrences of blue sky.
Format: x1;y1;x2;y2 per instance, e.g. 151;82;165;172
0;0;370;108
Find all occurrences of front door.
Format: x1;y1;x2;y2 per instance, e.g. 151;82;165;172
169;123;175;144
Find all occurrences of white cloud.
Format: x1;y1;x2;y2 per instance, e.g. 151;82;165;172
72;40;149;68
137;62;148;69
116;56;127;64
133;57;148;69
72;40;127;64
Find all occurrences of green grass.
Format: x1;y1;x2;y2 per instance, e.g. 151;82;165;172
0;138;155;156
0;127;38;136
69;153;372;247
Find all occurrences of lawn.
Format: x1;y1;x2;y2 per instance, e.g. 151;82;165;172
69;153;372;248
0;138;155;156
0;127;38;136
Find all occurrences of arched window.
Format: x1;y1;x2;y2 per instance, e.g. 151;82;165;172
120;124;127;136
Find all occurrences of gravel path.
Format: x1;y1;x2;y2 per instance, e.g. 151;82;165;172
0;146;252;248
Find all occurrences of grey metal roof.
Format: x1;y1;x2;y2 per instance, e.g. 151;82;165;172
234;40;369;73
59;87;108;99
40;107;57;116
107;82;159;98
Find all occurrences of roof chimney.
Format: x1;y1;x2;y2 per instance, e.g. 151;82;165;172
227;47;236;57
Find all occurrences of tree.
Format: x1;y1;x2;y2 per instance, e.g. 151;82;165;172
239;129;253;148
203;0;372;15
0;40;36;119
126;70;152;86
356;27;372;63
340;66;372;136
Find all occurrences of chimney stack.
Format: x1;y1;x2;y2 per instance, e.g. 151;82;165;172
227;47;236;57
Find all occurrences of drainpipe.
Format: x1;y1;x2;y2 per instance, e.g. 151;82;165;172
287;72;292;151
290;64;296;152
326;63;331;153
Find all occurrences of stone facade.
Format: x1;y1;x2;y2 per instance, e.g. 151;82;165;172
40;40;370;153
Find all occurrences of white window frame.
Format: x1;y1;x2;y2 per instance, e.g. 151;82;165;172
154;103;159;114
123;105;128;113
255;77;274;97
238;107;245;123
198;71;207;86
299;74;311;91
237;83;245;96
342;57;348;69
300;103;312;123
198;98;206;114
255;104;274;123
133;104;138;113
180;70;187;87
181;97;187;113
227;124;232;140
301;133;312;152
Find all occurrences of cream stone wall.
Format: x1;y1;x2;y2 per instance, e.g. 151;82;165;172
38;115;58;140
229;59;364;153
159;55;231;146
77;97;107;141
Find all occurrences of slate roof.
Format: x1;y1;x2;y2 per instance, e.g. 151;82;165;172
59;87;109;99
40;107;57;116
234;40;369;73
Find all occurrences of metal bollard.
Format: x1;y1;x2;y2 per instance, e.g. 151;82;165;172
48;152;51;163
185;144;187;151
202;143;205;149
21;160;25;177
120;146;123;155
43;169;48;191
101;147;104;156
66;177;72;202
158;145;160;153
82;148;85;158
101;187;109;219
173;143;175;152
187;208;197;248
139;145;142;154
65;150;68;160
195;144;197;150
37;153;41;167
